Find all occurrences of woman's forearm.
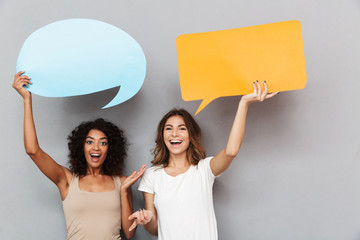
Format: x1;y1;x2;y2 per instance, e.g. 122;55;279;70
23;96;40;155
224;99;249;158
121;189;135;239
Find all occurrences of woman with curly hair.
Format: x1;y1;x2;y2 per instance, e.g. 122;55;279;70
13;71;145;240
129;81;277;240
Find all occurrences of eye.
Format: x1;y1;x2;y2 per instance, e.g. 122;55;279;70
100;141;108;146
86;140;93;145
165;127;172;131
180;127;187;131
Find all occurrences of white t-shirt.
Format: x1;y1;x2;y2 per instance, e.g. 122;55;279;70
138;157;218;240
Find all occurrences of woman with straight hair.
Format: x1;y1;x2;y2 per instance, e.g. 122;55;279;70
128;81;277;239
13;71;144;239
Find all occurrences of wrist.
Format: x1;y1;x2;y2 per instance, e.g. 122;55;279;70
239;98;250;108
120;187;129;195
23;95;32;104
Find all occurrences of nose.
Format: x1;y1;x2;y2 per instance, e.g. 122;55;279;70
171;129;178;137
92;142;100;150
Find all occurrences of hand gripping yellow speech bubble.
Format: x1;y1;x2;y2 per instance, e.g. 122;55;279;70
176;20;307;115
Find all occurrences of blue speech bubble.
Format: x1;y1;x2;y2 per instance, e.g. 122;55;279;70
16;19;146;108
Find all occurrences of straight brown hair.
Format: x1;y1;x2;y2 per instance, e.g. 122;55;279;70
152;108;206;167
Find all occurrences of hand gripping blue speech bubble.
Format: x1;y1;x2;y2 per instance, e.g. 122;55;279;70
16;19;146;108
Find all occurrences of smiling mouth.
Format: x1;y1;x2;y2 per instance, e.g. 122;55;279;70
90;153;101;161
170;140;182;145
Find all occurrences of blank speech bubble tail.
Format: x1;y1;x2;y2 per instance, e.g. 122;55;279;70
194;98;216;115
102;85;135;109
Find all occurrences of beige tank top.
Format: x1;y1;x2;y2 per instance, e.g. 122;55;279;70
62;175;122;240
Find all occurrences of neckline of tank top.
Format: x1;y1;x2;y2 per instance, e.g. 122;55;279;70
77;176;119;193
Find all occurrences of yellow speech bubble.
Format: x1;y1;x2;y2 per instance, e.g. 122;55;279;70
176;20;307;115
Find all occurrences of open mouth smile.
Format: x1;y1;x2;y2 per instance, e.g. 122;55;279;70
90;153;101;161
170;140;183;145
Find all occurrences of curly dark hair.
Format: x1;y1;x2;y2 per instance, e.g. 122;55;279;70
67;118;128;176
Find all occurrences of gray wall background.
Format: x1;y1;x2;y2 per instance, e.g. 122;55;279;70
1;0;360;239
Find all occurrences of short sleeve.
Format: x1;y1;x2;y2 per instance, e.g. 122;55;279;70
138;167;155;194
198;156;217;180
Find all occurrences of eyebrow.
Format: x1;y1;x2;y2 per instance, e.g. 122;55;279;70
86;136;108;140
165;124;187;127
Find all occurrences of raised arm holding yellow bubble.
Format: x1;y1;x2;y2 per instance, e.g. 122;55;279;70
210;80;278;176
129;81;277;239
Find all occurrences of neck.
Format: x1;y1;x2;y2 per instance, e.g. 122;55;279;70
86;167;102;176
168;152;189;168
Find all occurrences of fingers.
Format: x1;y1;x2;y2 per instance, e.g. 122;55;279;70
128;212;138;221
15;71;25;78
12;71;32;98
263;81;268;92
137;209;150;222
138;164;146;175
256;80;278;101
139;209;145;222
129;171;137;178
143;209;148;219
14;71;30;81
136;165;146;175
265;91;279;99
121;164;147;191
22;79;32;88
260;81;268;102
129;221;138;231
128;212;139;231
142;209;153;223
244;81;277;104
255;80;261;99
13;71;31;88
131;164;147;181
14;76;31;85
133;170;144;180
128;209;150;231
18;75;30;80
139;164;146;172
13;78;32;89
252;82;257;94
130;164;146;177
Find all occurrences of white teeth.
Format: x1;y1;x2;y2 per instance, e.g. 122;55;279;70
170;140;182;144
91;154;100;157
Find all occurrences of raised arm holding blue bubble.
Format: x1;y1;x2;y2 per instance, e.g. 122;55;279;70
12;71;144;240
128;81;277;239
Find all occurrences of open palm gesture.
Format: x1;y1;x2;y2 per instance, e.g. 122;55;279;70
120;164;146;192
